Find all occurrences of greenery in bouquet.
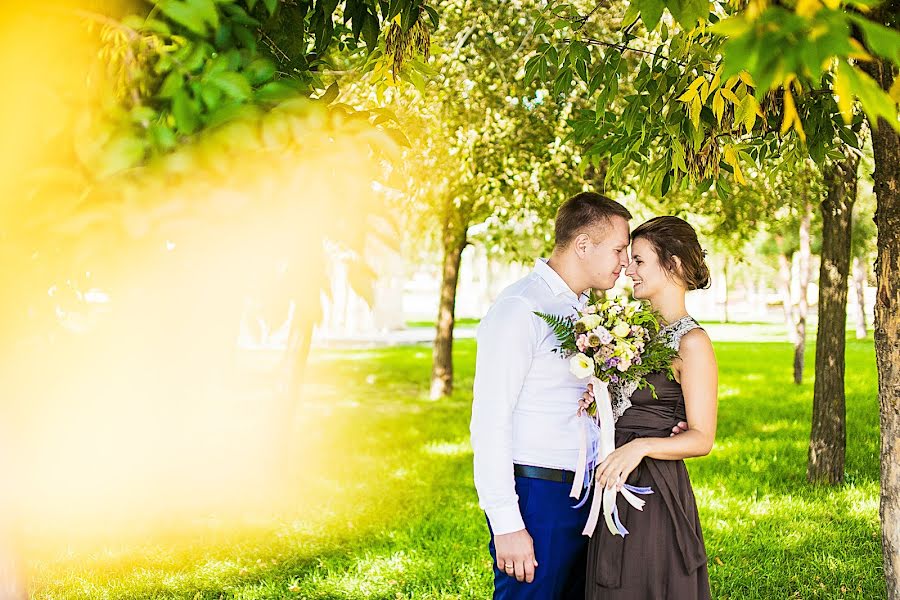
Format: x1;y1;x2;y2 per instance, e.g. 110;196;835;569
536;290;679;414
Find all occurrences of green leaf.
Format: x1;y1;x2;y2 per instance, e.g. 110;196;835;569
255;80;305;102
222;3;260;26
97;133;147;176
232;23;257;51
738;94;757;132
533;311;576;348
361;12;379;53
667;0;708;27
150;123;178;151
622;1;641;28
319;81;340;104
553;67;573;97
843;63;900;133
206;102;259;129
206;71;252;100
172;88;200;134
635;0;664;31
158;71;184;98
199;82;224;110
848;14;900;63
193;0;219;29
424;5;439;29
656;170;669;196
263;0;278;15
136;17;172;36
709;14;752;38
386;0;403;20
157;0;207;35
245;57;277;84
524;55;543;86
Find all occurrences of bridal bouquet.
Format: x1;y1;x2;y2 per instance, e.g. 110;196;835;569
537;291;678;411
536;291;677;538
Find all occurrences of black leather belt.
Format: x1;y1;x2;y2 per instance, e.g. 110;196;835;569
513;464;575;484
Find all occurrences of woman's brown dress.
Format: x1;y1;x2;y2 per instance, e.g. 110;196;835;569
585;317;711;599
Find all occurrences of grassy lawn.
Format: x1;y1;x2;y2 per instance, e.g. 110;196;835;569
28;328;882;599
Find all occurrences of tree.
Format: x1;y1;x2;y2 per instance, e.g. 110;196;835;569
347;0;593;399
0;4;432;594
1;0;433;405
526;0;898;592
857;11;900;588
808;147;860;483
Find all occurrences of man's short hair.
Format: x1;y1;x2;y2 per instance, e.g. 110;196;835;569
554;192;632;249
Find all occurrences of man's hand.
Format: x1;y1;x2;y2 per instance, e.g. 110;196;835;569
494;529;538;583
671;421;689;436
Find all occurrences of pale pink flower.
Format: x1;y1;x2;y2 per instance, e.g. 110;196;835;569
576;334;589;352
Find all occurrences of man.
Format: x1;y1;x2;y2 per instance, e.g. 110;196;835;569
471;191;633;599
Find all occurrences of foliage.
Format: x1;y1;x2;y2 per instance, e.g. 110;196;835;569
342;0;598;264
71;0;435;175
523;0;897;200
534;310;578;351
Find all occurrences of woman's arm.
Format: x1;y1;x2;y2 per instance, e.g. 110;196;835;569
595;328;718;490
640;328;718;459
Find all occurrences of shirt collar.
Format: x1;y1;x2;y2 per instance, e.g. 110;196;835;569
533;258;585;301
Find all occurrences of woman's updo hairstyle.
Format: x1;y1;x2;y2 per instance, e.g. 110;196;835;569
631;216;711;291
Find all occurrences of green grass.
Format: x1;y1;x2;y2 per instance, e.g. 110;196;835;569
27;330;882;599
404;317;481;329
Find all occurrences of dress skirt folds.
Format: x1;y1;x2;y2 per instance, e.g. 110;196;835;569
585;370;711;600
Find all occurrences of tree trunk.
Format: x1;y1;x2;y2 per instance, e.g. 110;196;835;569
860;51;900;600
808;150;859;484
430;218;468;400
852;256;868;339
794;202;812;385
777;244;797;344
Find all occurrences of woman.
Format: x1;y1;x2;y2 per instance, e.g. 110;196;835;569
581;216;718;599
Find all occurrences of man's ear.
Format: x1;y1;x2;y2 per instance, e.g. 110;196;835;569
574;232;591;257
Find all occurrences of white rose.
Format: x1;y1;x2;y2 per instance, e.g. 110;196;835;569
612;321;631;338
569;353;595;379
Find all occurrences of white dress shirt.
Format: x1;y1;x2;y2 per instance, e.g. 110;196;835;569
470;258;591;535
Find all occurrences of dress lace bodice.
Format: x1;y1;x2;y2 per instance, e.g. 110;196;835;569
611;315;701;420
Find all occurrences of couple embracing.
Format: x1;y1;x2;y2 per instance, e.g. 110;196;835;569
471;192;718;599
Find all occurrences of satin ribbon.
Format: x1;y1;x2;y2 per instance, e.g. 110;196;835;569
582;377;614;536
578;377;654;538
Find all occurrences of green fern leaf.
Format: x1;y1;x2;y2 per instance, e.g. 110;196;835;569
533;311;577;353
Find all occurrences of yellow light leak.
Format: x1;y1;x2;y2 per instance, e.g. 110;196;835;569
0;1;396;563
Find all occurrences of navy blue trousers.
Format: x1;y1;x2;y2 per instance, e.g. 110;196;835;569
488;475;592;600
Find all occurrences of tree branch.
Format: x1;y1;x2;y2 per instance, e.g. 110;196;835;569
574;1;610;29
569;37;700;71
259;29;292;64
